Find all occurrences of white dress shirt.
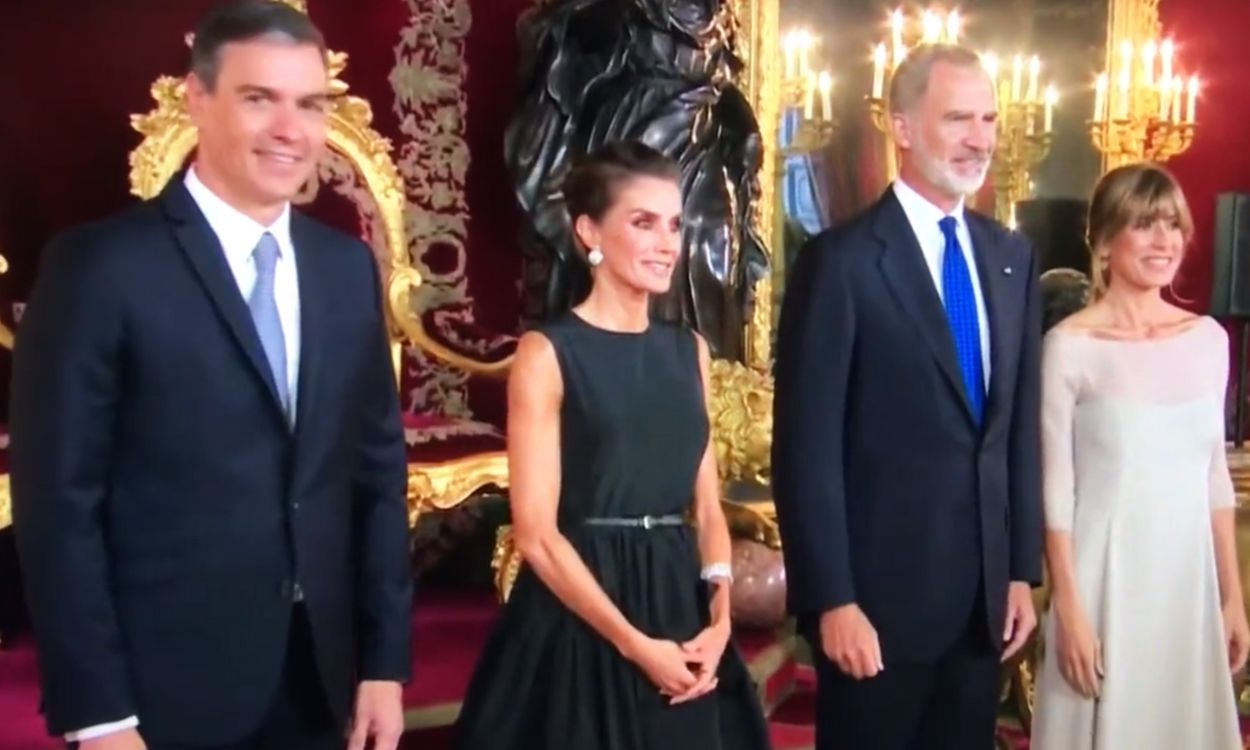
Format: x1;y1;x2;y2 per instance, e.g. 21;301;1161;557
892;179;992;387
65;170;302;742
186;167;302;416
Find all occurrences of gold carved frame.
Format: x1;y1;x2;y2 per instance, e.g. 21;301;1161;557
126;16;507;527
731;0;781;370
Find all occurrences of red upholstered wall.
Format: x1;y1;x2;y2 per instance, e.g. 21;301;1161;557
1160;0;1250;308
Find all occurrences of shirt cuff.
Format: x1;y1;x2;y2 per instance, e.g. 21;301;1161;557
65;716;139;742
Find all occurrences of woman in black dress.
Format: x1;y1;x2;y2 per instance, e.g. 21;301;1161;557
452;141;770;750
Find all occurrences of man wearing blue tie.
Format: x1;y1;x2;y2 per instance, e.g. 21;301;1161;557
773;44;1043;749
11;3;410;749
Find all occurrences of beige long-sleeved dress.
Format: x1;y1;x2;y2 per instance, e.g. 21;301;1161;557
1032;317;1241;750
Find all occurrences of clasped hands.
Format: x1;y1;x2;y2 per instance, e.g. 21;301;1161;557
624;619;730;705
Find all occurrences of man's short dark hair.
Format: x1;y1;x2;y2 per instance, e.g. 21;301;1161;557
190;1;327;91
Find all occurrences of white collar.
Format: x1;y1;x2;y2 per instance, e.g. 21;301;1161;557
892;178;966;232
183;166;292;264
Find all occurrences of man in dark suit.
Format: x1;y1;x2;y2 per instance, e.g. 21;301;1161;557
11;3;411;749
773;44;1043;749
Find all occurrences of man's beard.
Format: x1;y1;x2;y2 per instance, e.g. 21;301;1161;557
915;142;991;197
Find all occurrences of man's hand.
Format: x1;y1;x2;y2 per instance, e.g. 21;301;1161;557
80;729;146;750
1001;581;1038;662
819;603;883;680
347;680;404;750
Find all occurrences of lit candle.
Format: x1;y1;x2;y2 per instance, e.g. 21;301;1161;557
799;32;813;78
1027;56;1040;102
1044;85;1057;132
922;10;940;44
819;72;834;121
1142;39;1157;87
804;74;816;120
784;31;797;79
1117;67;1130;119
946;10;962;43
1120;40;1134;86
1170;74;1183;122
1161;38;1174;84
1012;55;1023;103
891;9;904;64
1186;75;1199;123
872;43;887;99
1158;74;1171;119
982;52;1000;86
1094;73;1107;121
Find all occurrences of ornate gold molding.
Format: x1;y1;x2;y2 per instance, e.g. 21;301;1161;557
491;524;521;602
407;451;509;527
731;0;781;370
0;251;12;350
709;359;772;485
0;474;10;531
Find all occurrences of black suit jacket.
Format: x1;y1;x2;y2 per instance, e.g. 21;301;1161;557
772;189;1043;663
11;180;412;744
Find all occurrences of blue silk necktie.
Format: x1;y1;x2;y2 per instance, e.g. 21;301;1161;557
938;216;985;424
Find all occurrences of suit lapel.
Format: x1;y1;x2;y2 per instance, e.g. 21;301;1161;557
290;214;325;448
873;192;974;420
967;213;1009;432
161;181;287;419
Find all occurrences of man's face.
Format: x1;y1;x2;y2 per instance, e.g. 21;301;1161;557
186;38;329;220
892;61;997;202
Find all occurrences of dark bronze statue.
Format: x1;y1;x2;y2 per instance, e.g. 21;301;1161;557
505;0;769;362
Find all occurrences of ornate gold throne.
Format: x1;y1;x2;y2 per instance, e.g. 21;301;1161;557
125;33;509;533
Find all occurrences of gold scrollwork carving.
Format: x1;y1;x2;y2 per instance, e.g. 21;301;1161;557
730;0;780;369
491;524;522;603
0;475;10;531
708;359;773;486
407;452;509;528
0;250;12;351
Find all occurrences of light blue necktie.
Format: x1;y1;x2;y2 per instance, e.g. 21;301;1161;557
938;216;985;425
249;232;289;417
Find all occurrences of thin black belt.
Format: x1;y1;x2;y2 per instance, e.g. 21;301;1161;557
582;514;686;530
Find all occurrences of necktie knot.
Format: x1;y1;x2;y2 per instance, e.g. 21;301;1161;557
938;215;958;239
253;232;280;276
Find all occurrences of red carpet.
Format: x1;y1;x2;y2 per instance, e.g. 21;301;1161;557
0;590;810;749
7;592;1250;750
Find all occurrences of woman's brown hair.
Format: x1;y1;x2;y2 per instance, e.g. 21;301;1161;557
1086;162;1194;298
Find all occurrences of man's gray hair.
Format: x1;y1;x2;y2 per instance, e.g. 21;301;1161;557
888;44;985;115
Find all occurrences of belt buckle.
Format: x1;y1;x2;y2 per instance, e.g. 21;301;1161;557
642;515;653;530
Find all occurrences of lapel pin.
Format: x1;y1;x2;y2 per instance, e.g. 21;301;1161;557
1003;267;1013;276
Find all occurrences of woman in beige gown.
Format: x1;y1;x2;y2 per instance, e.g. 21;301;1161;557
1032;163;1250;750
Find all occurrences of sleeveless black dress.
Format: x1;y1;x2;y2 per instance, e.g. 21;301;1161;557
451;314;770;750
